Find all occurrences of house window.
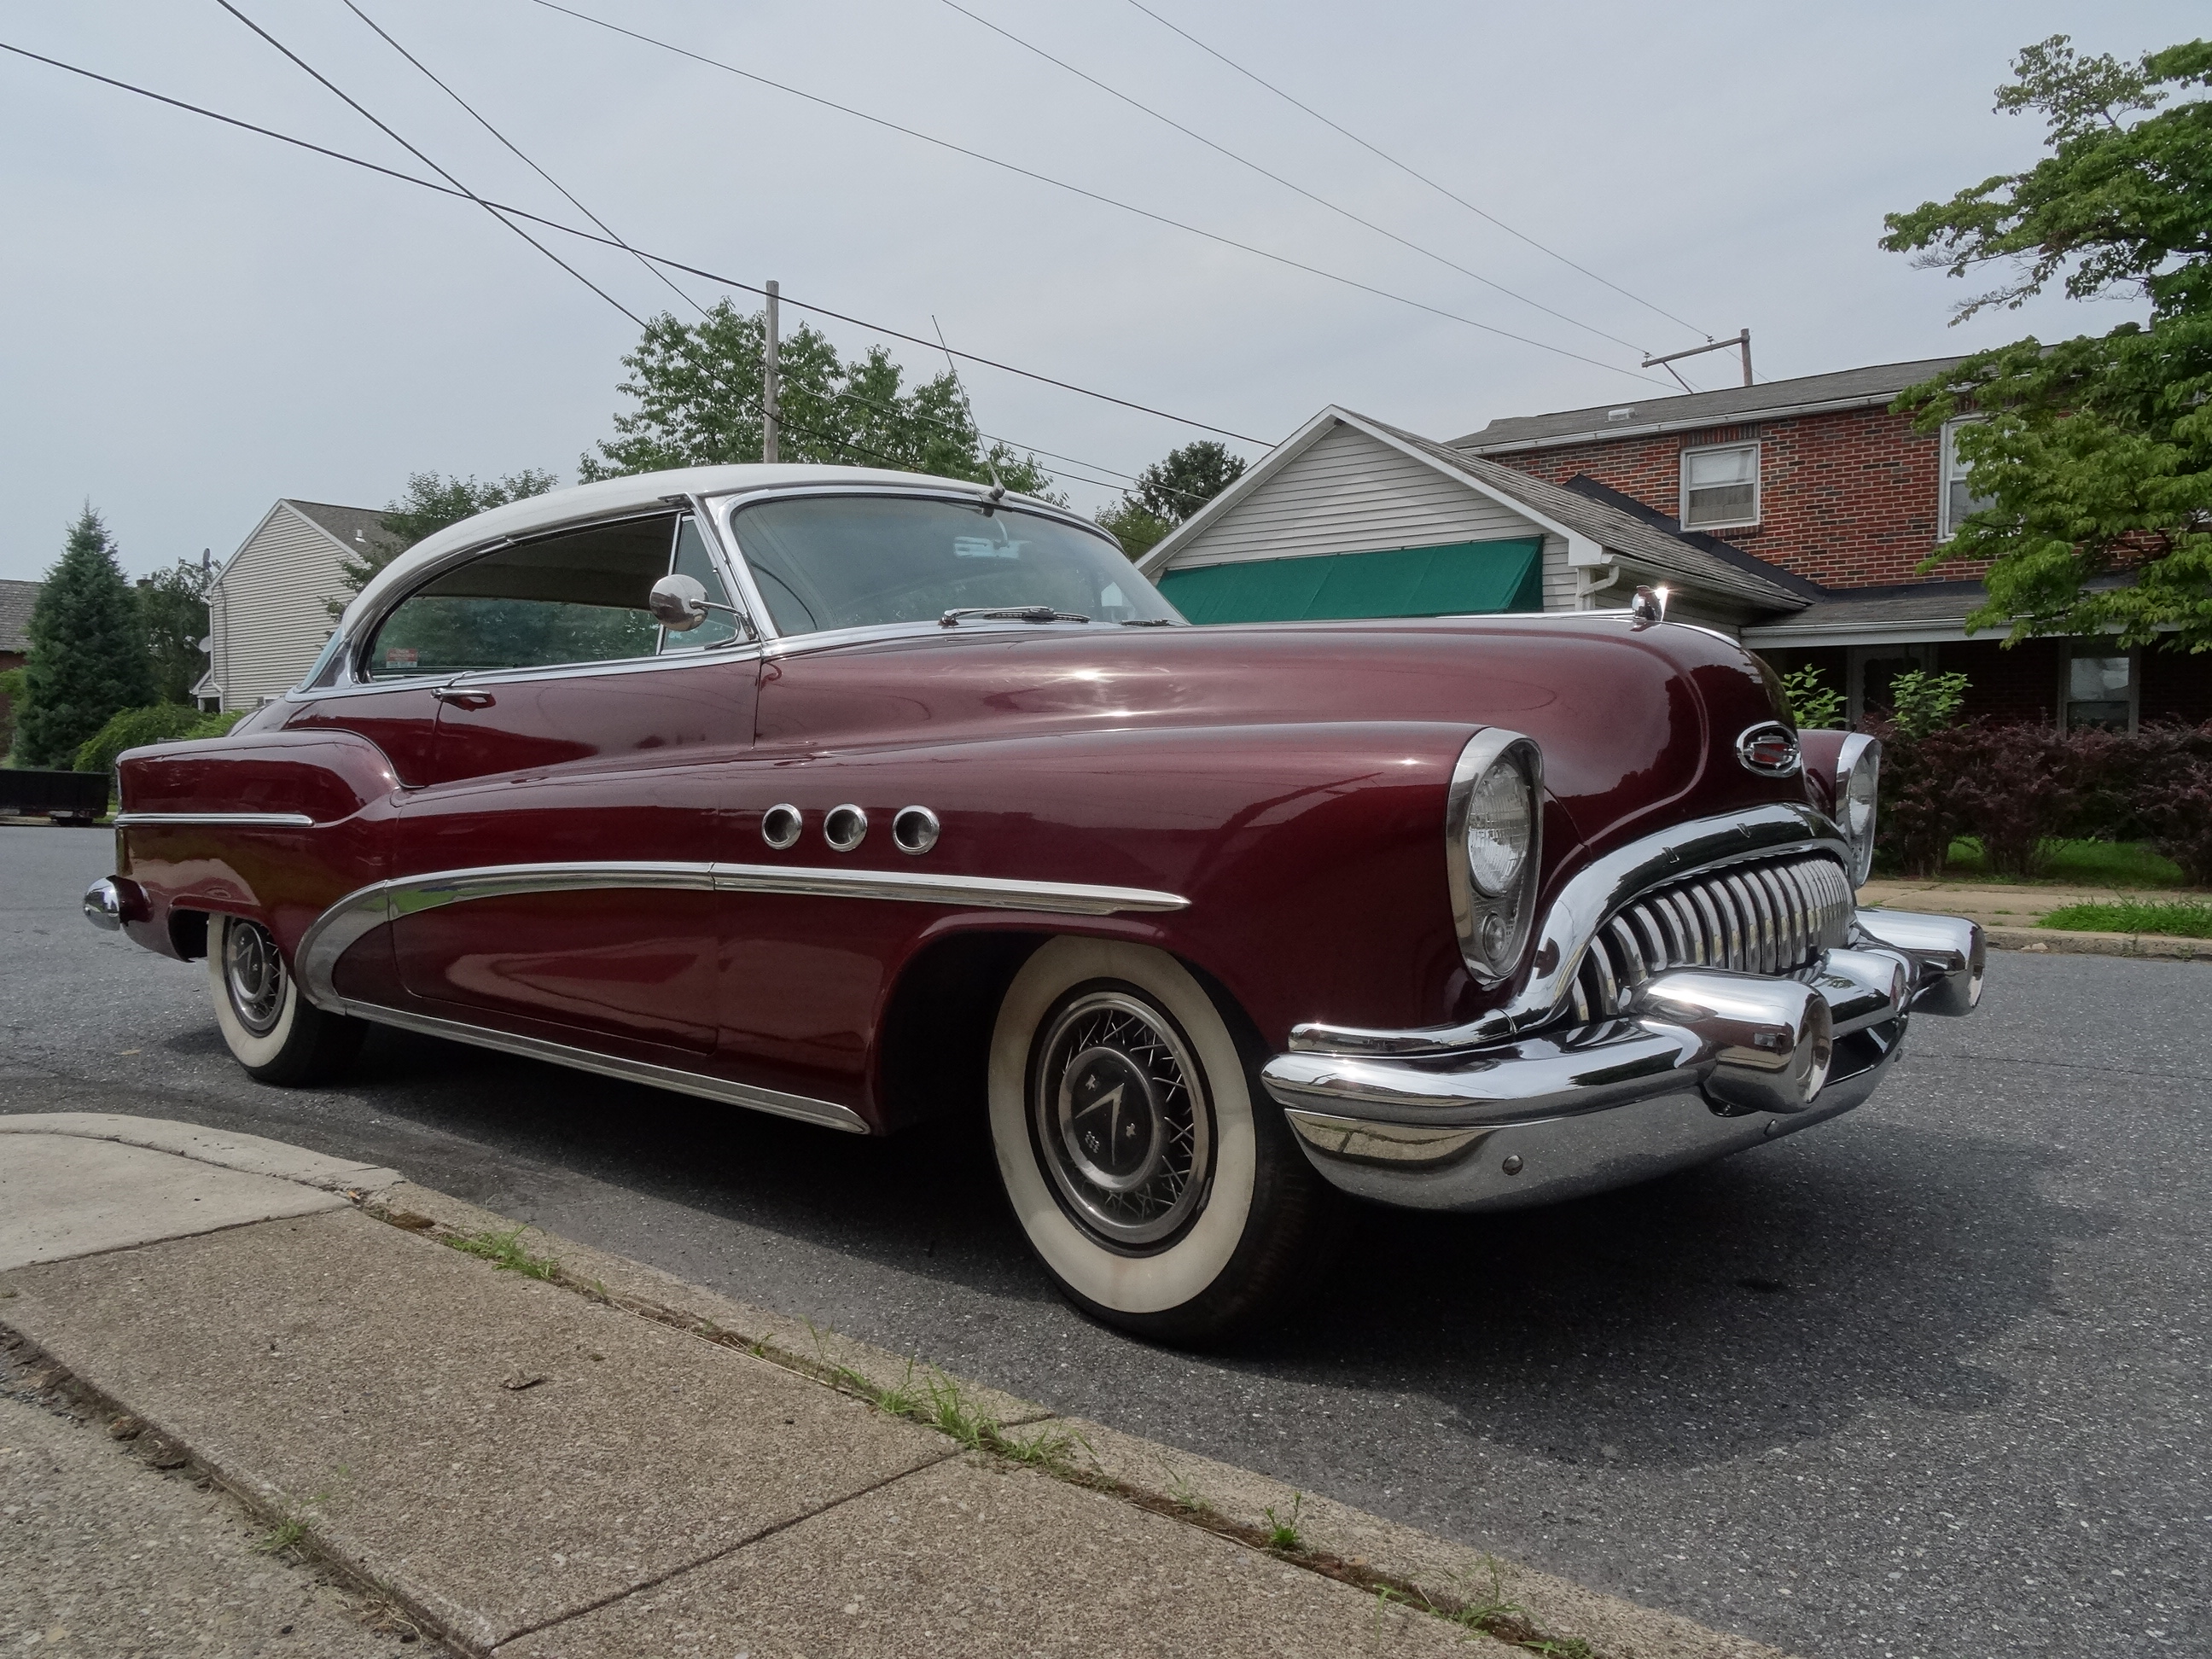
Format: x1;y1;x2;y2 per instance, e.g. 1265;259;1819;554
2061;648;2136;732
1680;442;1759;529
1939;419;1995;539
1846;642;1936;727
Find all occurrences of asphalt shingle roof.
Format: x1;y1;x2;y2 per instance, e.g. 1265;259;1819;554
1356;414;1813;612
285;500;399;559
1453;356;1971;451
0;578;40;655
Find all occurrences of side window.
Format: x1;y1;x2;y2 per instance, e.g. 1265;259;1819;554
369;514;707;678
1680;441;1759;529
659;515;741;652
1939;419;1995;540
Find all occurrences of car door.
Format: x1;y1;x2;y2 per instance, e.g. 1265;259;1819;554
378;510;760;1055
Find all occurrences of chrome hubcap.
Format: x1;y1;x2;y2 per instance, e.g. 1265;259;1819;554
223;921;286;1037
1031;988;1211;1249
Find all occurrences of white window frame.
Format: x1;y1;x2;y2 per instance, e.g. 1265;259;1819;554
2057;644;2139;735
1679;440;1761;531
1938;417;1990;541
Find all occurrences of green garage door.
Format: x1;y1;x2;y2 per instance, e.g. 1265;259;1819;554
1155;537;1544;623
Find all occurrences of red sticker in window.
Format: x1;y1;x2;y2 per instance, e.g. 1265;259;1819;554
385;646;418;667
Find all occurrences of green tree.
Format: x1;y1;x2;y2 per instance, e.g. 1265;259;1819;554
136;556;211;704
1883;36;2212;651
334;469;561;611
1095;440;1246;560
579;300;1051;496
16;506;155;768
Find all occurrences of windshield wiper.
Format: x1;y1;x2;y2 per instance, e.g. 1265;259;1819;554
940;606;1091;627
1119;617;1174;626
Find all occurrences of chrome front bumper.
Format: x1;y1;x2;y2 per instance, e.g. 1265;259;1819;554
1263;909;1982;1212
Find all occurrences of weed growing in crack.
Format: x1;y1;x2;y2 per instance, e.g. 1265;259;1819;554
1262;1492;1304;1553
1449;1556;1525;1631
443;1226;558;1280
1165;1468;1213;1515
254;1517;308;1556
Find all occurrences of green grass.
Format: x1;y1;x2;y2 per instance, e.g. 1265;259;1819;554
442;1225;559;1280
1262;1492;1305;1552
2040;899;2212;937
1930;838;2186;888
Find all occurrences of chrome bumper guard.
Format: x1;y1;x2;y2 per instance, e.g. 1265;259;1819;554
1262;908;1982;1212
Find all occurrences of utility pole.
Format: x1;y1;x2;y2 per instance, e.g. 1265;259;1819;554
761;279;780;464
1640;329;1753;387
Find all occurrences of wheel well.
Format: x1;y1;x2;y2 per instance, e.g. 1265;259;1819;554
169;907;210;961
874;931;1043;1131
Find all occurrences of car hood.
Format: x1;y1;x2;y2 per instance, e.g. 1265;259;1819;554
757;615;1805;855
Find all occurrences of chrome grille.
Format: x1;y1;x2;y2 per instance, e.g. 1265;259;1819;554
1569;853;1854;1021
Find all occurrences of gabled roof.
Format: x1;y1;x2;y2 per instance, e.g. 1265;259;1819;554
285;499;399;561
0;578;38;655
1453;355;1971;452
1138;406;1809;614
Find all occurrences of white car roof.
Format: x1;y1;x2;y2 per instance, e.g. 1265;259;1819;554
341;463;1057;630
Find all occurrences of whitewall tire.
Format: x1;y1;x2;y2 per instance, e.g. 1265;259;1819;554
207;913;364;1086
987;936;1334;1343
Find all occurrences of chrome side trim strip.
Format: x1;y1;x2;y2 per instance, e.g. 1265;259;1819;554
1289;802;1848;1058
294;859;1189;1017
710;863;1187;914
317;997;869;1134
114;812;317;828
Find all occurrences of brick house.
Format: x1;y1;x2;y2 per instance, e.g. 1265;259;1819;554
1458;357;2210;732
0;578;38;742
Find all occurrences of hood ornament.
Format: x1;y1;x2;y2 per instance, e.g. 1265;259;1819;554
1628;585;1670;629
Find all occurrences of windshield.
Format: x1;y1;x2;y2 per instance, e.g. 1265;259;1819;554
728;494;1183;636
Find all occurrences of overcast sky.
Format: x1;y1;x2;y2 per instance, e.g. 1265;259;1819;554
0;0;2198;584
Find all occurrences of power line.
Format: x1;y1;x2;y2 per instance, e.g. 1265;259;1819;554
338;0;707;319
526;0;1672;387
935;0;1650;358
1119;0;1713;342
212;0;645;328
0;36;1270;446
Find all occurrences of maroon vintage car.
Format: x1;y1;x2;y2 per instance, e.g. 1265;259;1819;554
85;465;1982;1341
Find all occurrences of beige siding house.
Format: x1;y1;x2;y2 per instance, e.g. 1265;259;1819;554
195;500;393;713
1137;408;1813;632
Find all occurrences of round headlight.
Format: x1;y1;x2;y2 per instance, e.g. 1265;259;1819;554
1839;737;1881;884
1465;759;1534;896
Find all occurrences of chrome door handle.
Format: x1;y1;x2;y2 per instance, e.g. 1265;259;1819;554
433;688;496;710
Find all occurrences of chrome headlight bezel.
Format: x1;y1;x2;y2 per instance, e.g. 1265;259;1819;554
1834;732;1881;887
1447;730;1544;988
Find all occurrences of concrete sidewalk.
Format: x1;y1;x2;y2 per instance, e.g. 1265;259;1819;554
0;1115;1791;1658
1860;877;2212;960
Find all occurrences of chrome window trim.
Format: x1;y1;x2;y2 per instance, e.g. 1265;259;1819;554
1289;801;1849;1058
716;485;1167;648
114;812;316;828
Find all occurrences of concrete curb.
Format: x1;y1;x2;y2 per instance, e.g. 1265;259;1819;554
1985;924;2211;961
0;1111;403;1192
366;1178;1796;1659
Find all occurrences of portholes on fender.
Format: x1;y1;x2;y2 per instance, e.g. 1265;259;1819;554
824;804;868;853
892;804;940;856
760;803;803;850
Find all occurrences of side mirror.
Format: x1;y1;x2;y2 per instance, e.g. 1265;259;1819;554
649;573;711;632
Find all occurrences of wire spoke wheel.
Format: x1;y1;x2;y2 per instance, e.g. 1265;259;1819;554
1029;987;1213;1250
222;919;288;1037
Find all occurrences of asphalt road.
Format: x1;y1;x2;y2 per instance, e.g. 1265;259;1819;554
4;824;2204;1657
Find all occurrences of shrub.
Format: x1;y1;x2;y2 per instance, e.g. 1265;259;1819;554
73;705;245;777
1944;722;2097;879
1868;718;1983;877
1777;666;1843;730
2133;754;2212;886
1887;669;1970;738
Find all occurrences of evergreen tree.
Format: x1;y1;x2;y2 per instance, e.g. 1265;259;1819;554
17;506;155;768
